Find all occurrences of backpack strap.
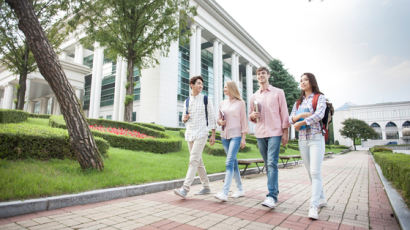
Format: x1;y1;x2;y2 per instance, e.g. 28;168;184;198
185;97;190;115
312;94;320;111
204;95;208;126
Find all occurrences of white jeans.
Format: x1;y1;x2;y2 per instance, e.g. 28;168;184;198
182;136;210;191
298;133;326;208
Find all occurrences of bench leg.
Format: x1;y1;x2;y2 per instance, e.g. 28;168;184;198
255;163;262;173
241;164;249;176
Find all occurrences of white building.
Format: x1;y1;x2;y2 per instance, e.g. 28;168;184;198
0;0;272;128
333;101;410;147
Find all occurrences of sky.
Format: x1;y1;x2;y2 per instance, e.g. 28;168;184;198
215;0;410;109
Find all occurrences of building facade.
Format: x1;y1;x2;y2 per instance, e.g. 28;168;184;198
333;101;410;147
0;0;271;128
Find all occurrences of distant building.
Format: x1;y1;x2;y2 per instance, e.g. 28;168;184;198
0;0;272;128
333;101;410;147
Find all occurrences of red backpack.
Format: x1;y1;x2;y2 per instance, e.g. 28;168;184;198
296;94;334;141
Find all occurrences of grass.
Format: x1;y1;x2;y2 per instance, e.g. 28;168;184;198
0;118;347;201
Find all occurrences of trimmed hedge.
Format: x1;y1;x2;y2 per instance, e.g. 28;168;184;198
372;151;410;207
165;126;185;131
0;109;29;123
0;122;109;160
50;116;181;153
204;142;251;156
135;122;166;132
371;146;393;153
29;113;51;119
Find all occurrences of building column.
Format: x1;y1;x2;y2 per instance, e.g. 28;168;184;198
231;52;239;84
213;40;220;107
40;97;49;114
52;97;60;115
27;101;35;113
23;79;32;112
88;42;104;118
195;26;202;76
189;24;197;77
113;56;123;121
381;127;386;140
398;127;403;138
74;44;84;65
291;125;296;139
218;42;224;103
1;84;14;109
245;63;253;108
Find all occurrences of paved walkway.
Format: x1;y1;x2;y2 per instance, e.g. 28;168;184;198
0;151;401;230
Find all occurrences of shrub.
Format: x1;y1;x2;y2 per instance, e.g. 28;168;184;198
49;116;181;153
335;140;340;145
371;146;393;153
0;122;109;160
372;151;410;207
29;113;51;119
287;144;299;151
165;126;185;131
179;129;185;138
0;109;29;123
134;122;166;132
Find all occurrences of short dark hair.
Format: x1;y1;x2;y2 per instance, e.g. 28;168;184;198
189;75;204;85
256;66;270;74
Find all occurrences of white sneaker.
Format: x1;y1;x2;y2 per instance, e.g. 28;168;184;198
231;190;245;198
214;192;228;202
261;197;276;208
308;206;319;220
318;199;327;208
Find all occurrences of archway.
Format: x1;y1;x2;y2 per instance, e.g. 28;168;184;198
386;122;399;139
370;122;382;140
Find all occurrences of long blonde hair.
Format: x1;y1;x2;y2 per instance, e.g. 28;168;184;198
226;81;242;101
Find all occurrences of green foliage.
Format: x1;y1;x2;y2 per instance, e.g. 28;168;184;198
372;150;410;207
268;59;300;112
135;122;166;132
0;122;109;160
49;115;182;153
370;146;393;153
0;109;29;123
340;118;378;150
335;140;340;145
165;126;185;131
28;113;51;119
124;95;133;106
204;143;251;156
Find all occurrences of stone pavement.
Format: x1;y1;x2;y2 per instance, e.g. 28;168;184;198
0;151;401;230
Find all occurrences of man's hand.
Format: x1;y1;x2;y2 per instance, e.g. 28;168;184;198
282;129;289;146
182;113;190;123
209;133;216;146
250;111;260;122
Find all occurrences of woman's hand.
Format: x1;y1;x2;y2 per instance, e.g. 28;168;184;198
217;119;226;126
294;121;304;131
240;139;246;149
298;112;312;119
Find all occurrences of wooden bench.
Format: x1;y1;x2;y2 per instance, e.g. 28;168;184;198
237;158;265;176
279;155;302;168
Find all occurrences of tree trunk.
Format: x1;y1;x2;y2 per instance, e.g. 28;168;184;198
6;0;104;170
124;57;134;122
16;43;29;110
353;138;356;151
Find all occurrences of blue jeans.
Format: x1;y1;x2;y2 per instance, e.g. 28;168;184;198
298;133;326;208
221;136;243;196
257;136;282;201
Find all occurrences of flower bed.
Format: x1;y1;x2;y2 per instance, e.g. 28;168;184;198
89;125;154;139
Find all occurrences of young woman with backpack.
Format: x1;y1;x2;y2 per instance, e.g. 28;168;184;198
289;73;327;220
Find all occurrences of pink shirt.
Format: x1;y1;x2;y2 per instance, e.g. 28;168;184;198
218;99;248;139
249;85;290;138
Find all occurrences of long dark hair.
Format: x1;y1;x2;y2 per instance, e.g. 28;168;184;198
297;73;323;105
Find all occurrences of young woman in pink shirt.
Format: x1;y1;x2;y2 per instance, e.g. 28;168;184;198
214;81;248;202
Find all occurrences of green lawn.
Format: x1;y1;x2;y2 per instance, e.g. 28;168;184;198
0;118;347;201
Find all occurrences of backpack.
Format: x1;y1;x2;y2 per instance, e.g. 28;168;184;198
185;95;208;126
296;94;334;141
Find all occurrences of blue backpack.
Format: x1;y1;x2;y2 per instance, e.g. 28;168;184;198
185;95;208;126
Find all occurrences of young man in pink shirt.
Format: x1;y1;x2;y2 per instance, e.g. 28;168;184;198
249;67;290;208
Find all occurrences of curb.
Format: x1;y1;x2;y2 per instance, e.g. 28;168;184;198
0;167;262;218
370;154;410;230
0;159;308;219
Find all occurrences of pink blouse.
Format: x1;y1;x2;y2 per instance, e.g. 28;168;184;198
218;99;248;139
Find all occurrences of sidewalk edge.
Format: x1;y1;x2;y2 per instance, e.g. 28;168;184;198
370;154;410;230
